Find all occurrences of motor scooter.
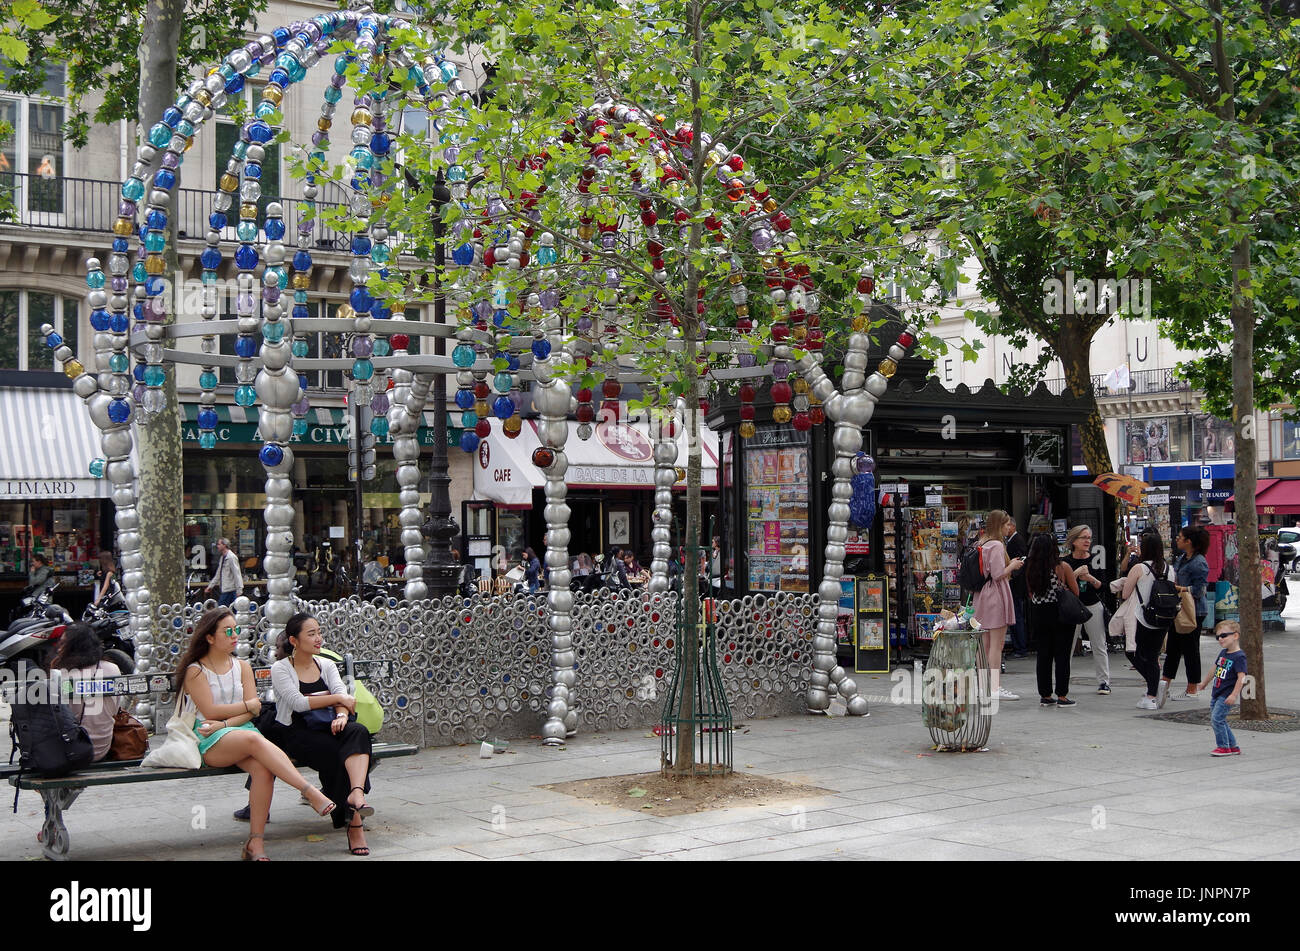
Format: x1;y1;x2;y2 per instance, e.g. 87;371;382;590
81;593;136;675
0;602;67;679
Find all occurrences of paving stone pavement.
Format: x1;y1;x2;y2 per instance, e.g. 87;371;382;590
4;624;1299;861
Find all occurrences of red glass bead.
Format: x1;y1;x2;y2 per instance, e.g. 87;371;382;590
531;447;554;468
475;419;491;438
577;388;593;403
739;384;755;402
897;331;916;348
856;276;875;295
483;247;496;268
576;403;595;423
673;209;689;223
805;329;825;349
474;381;490;398
389;333;409;351
809;407;825;425
770;381;792;404
698;399;709;414
517;250;529;268
647;239;664;256
740;405;755;421
602;378;622;399
772;212;792;232
736;318;752;332
726;155;744;172
792;412;812;432
770;323;790;342
640;210;657;227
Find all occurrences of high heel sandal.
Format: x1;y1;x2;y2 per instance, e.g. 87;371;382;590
348;786;374;819
346;815;370;856
241;834;269;861
305;788;335;818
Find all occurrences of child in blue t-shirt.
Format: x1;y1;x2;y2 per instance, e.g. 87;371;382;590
1198;620;1247;756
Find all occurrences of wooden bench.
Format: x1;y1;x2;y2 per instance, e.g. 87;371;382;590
5;659;415;861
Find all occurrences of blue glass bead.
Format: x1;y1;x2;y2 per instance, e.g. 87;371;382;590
264;218;286;241
371;305;391;321
268;67;290;87
132;303;143;321
263;321;285;343
506;354;520;371
292;304;311;319
349;287;372;312
112;238;129;253
247;121;273;144
145;210;167;231
493;396;515;419
90;310;111;331
493;372;514;393
208;212;227;231
531;339;552;360
234;385;257;407
235;246;259;270
272;26;290;47
145;276;165;297
373;339;390;357
452;243;474;266
297;374;309;391
144;231;166;252
452;345;476;368
199;372;218;390
369;416;389;438
88;458;106;479
144;365;165;386
244;162;262;180
351;359;374;381
200;248;222;269
293;250;312;271
44;331;62;348
111;313;130;333
370;133;391;155
235;335;257;358
86;271;105;289
122;178;144;201
292;418;308;437
236;220;258;242
455;389;475;410
199;431;217;450
198;407;219;429
259;444;284;467
148;123;172;147
131;361;145;381
107;399;131;424
459;431;479;453
291;340;309;358
492;309;508;328
162;106;182;127
351;235;372;255
153;168;176;190
224;74;245;95
460;410;478;429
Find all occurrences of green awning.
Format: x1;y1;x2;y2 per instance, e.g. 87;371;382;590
181;403;462;448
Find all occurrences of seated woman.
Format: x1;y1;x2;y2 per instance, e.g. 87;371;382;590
624;552;650;587
269;612;374;856
50;622;121;762
178;606;337;861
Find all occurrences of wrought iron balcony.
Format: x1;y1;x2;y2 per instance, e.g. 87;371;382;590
1042;368;1193;398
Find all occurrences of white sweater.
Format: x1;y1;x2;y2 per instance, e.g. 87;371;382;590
270;655;348;727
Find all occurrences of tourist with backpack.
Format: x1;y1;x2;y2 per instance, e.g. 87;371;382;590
1121;533;1180;710
968;510;1025;701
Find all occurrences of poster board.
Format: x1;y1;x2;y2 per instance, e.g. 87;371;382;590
854;572;891;672
836;578;856;649
744;428;810;592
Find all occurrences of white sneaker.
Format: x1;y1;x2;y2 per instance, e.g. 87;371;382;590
1170;689;1193;701
996;686;1020;701
1156;681;1169;708
1137;697;1158;710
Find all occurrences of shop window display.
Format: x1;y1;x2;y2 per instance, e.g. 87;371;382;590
743;425;810;593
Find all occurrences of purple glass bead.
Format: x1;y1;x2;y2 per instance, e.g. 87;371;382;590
473;300;492;321
311;131;327;146
738;353;758;368
750;228;774;251
475;149;484;164
444;146;459;163
147;297;168;319
292;398;310;415
160;152;180;169
370;393;389;413
133;383;147;403
372;115;385;132
314;39;329;55
262;286;281;302
259;51;276;67
486;198;506;218
604;268;620;287
118;201;137;217
576;316;593;332
352;336;373;358
330;72;346;88
539;289;560;310
772;360;790;380
244;41;261;58
298;221;313;234
237;293;257;314
601;233;616;249
355;94;372;109
110;277;129;292
369;169;383;187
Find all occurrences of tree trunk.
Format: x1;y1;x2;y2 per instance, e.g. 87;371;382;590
134;0;185;607
1231;234;1266;719
1056;330;1112;476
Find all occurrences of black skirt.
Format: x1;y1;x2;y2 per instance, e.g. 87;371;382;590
262;718;373;828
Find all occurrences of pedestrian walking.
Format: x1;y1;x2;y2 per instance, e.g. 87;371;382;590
1005;518;1029;657
1063;525;1112;695
1166;525;1210;701
205;538;244;607
1121;533;1178;710
1199;620;1246;756
972;509;1024;701
1025;534;1082;707
91;550;121;607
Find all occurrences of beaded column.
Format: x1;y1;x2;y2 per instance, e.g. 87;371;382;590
647;411;677;594
395;366;433;601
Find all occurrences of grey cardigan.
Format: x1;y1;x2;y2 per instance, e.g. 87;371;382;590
270;655;348;727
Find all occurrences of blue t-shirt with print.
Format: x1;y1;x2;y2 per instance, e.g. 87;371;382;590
1211;649;1247;701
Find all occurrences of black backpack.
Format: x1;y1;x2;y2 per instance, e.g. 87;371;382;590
8;696;94;810
1138;563;1181;629
959;544;990;592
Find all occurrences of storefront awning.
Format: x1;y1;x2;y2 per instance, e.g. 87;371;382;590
180;403;463;448
0;386;112;500
1227;478;1300;515
471;417;719;502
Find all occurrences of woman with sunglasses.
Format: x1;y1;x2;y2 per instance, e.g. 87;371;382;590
269;612;373;856
175;607;336;861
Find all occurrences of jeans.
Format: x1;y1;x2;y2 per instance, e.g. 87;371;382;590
1073;601;1111;684
1010;596;1028;654
1210;696;1237;749
1133;622;1165;697
1161;620;1203;685
217;591;237;607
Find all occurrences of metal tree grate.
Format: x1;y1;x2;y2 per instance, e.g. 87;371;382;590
660;600;733;776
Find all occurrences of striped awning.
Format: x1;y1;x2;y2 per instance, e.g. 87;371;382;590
0;386;112;499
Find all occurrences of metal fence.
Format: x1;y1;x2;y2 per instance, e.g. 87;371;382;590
1043;367;1191;397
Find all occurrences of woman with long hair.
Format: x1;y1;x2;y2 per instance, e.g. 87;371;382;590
91;550;119;607
972;510;1025;700
521;547;542;594
175;607;336;860
1121;533;1178;710
623;551;650;587
50;623;120;762
1025;535;1082;707
1063;525;1111;695
269;612;373;856
1166;525;1211;701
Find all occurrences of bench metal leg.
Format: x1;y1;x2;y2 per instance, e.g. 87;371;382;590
39;787;82;861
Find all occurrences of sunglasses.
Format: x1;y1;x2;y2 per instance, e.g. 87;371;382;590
1215;632;1235;640
222;625;241;638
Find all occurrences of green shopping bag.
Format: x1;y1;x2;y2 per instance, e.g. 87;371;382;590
319;648;384;735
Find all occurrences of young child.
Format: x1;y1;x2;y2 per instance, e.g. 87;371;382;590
1198;620;1247;756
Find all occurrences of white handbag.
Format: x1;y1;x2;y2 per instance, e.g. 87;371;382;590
141;689;202;769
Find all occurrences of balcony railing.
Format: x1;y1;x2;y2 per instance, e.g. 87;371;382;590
0;171;351;251
1042;368;1192;398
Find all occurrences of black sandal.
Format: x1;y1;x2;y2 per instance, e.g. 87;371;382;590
346;816;370;856
349;786;374;819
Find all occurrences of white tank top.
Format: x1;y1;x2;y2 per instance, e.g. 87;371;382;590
187;660;243;713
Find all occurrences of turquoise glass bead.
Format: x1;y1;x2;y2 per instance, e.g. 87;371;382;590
235;385;257;407
86;271;106;289
537;246;557;265
144;231;166;252
199;371;218;390
452;345;476;368
108;353;129;373
255;100;278;119
88;458;106;478
492;287;509;308
265;265;287;289
351;358;374;381
447;165;465;182
494;372;514;393
369;416;389;438
350;147;373;170
237;220;258;242
232;140;248;160
370;244;390;264
293;418;308;437
294;290;309;303
372;339;390;357
122;178;144;201
291;340;309;358
263;321;285;343
324;86;342;103
460;410;478;428
177;120;194;137
199;431;217;450
132;262;147;283
144;365;166;386
149;123;172;147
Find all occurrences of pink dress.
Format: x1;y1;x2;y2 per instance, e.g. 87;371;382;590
973;539;1016;629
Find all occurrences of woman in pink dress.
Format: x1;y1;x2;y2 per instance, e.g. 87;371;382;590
973;509;1024;701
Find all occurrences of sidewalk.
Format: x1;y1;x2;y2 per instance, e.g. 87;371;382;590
4;624;1299;861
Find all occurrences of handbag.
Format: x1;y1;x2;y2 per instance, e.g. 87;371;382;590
141;690;202;769
1174;589;1199;634
1057;588;1090;627
300;692;341;732
107;708;149;761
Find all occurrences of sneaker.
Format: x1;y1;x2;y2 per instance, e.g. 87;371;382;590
1000;662;1006;674
1156;681;1169;708
1097;682;1111;695
1210;747;1233;756
1229;748;1242;755
1170;688;1194;701
996;686;1020;701
1040;697;1057;706
1055;697;1077;707
1137;697;1158;710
